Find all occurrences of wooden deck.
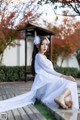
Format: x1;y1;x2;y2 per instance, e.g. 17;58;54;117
0;82;46;120
0;80;80;120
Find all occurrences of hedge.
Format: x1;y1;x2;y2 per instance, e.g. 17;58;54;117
0;66;25;82
0;66;80;82
54;66;79;78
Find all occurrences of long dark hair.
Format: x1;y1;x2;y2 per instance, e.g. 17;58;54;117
31;45;38;75
31;36;48;75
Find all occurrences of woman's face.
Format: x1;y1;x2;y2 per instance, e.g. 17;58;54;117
39;39;49;54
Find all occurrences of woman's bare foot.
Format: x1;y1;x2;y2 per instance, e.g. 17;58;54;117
54;96;68;109
65;96;73;108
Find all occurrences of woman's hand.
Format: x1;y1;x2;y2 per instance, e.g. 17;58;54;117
60;74;76;82
66;76;76;82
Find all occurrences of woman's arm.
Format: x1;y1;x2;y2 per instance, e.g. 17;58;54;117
60;74;76;82
36;54;76;82
36;54;62;77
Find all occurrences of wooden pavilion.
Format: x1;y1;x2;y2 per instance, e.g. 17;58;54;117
18;22;54;81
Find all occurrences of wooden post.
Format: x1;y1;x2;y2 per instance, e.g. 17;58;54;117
25;30;27;82
50;35;52;61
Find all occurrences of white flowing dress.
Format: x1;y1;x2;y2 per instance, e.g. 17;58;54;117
0;53;79;112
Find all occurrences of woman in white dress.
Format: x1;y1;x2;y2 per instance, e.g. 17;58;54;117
0;36;79;113
31;36;79;109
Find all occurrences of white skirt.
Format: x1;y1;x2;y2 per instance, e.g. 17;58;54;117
34;74;79;109
0;74;79;113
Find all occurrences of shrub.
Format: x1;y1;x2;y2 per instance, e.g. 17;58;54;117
54;66;79;78
0;66;80;82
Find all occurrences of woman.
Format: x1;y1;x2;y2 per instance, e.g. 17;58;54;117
31;36;79;109
0;36;79;113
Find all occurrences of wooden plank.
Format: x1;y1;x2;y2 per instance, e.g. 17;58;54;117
0;83;47;120
5;85;47;120
0;86;6;99
23;105;39;120
0;86;3;100
9;87;21;96
11;109;22;120
0;96;2;100
0;85;15;120
29;104;46;120
4;85;24;120
0;85;34;120
18;107;31;120
10;88;47;120
4;85;31;120
7;111;14;120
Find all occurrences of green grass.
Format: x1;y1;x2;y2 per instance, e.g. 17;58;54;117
34;101;56;120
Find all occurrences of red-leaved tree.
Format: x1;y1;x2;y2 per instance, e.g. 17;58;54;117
52;18;80;66
0;0;42;65
0;2;19;64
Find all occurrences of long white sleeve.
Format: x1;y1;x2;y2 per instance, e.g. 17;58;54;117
36;53;61;77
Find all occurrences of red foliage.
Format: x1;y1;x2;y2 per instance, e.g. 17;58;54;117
0;3;21;57
16;43;21;46
52;18;80;64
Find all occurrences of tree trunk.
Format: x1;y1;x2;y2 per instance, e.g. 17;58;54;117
60;55;65;67
0;53;3;65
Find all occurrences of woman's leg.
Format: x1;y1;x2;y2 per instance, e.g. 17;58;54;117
65;95;72;108
54;88;71;109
